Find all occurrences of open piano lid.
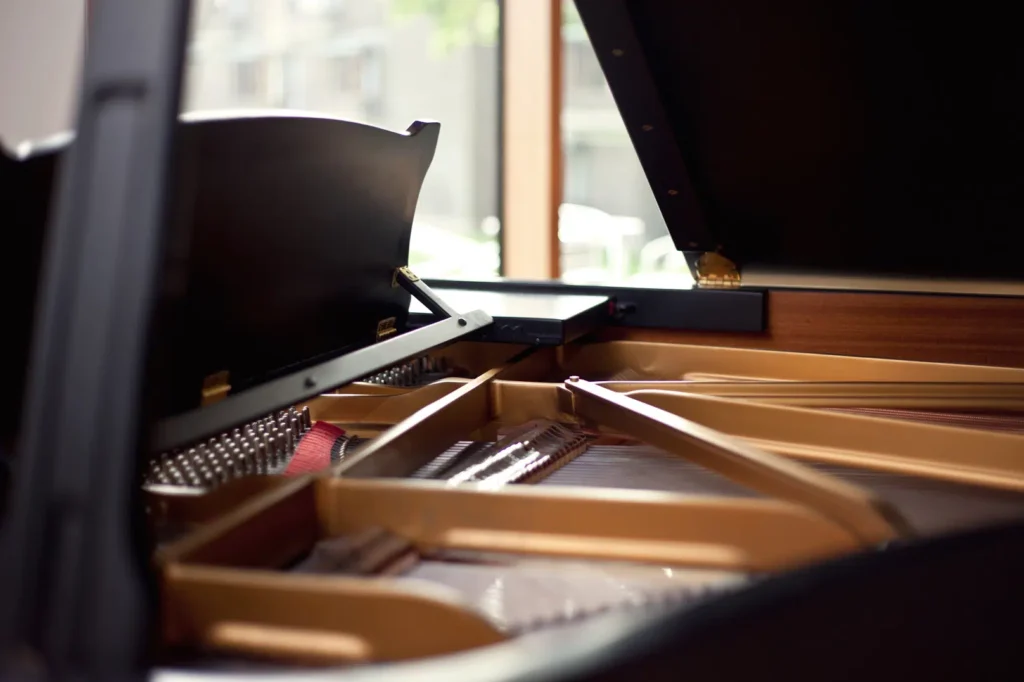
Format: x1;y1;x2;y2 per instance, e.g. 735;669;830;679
574;0;1024;287
2;112;491;452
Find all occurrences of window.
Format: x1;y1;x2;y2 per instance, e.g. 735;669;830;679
183;0;689;283
560;1;692;285
185;0;502;280
564;41;605;91
233;60;263;98
332;54;362;93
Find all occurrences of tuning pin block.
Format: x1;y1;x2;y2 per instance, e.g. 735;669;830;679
146;403;325;492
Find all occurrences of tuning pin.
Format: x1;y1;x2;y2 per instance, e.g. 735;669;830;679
245;444;258;475
268;432;280;467
284;429;295;462
278;435;289;467
276;433;287;466
236;446;249;475
255;441;267;474
220;450;234;477
225;446;241;475
301;406;312;432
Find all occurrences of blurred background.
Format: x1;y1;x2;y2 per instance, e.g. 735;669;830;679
0;0;694;286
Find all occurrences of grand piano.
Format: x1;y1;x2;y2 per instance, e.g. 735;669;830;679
2;0;1024;680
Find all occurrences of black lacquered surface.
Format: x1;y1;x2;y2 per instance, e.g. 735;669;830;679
576;0;1024;281
7;114;441;419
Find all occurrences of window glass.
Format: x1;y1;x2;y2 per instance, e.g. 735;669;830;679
561;1;693;286
186;0;502;279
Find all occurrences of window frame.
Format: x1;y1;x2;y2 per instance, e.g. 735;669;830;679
499;0;562;280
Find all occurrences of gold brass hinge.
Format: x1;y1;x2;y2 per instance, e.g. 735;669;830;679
695;252;741;289
392;266;420;288
201;371;231;406
376;317;398;342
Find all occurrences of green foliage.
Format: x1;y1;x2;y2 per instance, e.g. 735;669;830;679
390;0;584;54
390;0;500;54
562;0;584;28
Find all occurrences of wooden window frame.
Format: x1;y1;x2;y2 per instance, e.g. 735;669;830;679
500;0;563;280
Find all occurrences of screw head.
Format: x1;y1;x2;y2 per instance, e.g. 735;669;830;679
458;318;467;326
612;48;625;57
304;376;317;388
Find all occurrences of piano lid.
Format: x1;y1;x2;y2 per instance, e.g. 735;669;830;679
574;1;1024;282
4;113;446;429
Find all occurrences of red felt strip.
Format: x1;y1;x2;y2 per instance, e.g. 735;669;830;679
284;421;346;476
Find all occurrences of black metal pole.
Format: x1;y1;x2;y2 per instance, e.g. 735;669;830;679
0;0;192;677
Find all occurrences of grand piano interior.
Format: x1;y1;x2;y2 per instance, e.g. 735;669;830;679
2;0;1024;679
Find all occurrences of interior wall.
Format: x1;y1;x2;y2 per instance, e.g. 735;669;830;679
0;0;85;146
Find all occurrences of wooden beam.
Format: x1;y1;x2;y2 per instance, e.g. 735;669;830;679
501;0;562;279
